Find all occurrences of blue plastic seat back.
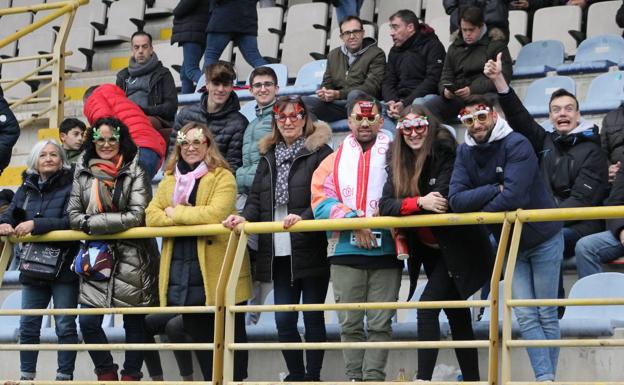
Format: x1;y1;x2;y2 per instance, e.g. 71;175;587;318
247;63;289;88
563;272;624;320
574;34;624;64
523;76;576;116
293;60;327;87
581;71;624;113
515;40;565;69
240;100;258;122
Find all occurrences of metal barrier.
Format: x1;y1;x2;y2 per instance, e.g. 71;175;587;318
0;0;87;128
1;207;624;384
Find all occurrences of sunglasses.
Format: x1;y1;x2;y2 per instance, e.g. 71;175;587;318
275;112;305;123
180;139;207;150
459;110;491;127
397;116;429;136
93;137;119;147
350;112;381;125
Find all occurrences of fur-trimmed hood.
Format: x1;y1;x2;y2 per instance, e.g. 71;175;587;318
258;120;333;154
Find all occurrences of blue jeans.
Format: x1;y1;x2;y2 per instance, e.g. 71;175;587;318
79;309;146;377
335;0;364;23
273;257;329;381
575;230;624;278
20;281;79;379
181;42;205;94
204;33;267;69
512;231;564;382
138;147;160;180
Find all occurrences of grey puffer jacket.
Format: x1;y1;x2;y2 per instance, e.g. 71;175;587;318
67;153;159;308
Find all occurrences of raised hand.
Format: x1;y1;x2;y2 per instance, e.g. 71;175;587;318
484;52;503;80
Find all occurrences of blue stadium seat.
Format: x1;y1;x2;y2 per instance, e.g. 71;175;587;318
280;60;327;96
523;76;576;117
0;291;22;342
557;35;624;75
562;272;624;323
240;101;258;122
513;40;565;78
580;71;624;114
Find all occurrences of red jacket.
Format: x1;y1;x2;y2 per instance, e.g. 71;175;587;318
83;84;166;164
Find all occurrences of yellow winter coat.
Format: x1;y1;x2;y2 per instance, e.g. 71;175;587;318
146;166;252;306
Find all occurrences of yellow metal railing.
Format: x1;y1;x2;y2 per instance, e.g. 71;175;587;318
1;207;624;384
0;0;88;128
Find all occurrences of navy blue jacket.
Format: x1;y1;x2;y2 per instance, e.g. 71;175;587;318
207;0;258;36
0;89;20;175
449;131;562;250
0;169;79;284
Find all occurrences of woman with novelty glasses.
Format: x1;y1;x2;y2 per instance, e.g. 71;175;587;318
379;106;493;382
67;117;159;381
223;95;333;381
147;122;252;381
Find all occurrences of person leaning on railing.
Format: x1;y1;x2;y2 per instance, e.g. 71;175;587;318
378;106;493;382
67;117;160;382
223;96;334;382
0;140;79;382
146;122;252;381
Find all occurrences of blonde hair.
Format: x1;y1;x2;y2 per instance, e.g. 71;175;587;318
165;122;231;174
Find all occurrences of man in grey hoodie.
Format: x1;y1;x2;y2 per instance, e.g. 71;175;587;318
302;15;385;122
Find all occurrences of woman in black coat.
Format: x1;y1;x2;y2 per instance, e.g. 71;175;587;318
172;0;211;94
223;96;333;381
0;140;79;381
379;106;493;382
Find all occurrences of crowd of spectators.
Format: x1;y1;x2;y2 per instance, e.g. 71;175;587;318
1;0;624;382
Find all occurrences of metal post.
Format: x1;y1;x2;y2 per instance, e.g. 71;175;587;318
49;3;77;128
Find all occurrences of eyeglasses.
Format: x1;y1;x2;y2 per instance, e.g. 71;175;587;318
274;112;305;124
350;112;381;125
93;137;119;147
459;110;490;127
180;139;207;150
251;81;276;90
397;116;429;136
340;29;364;38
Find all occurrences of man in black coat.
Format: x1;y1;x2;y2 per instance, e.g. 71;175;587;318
600;105;624;183
381;9;446;120
0;86;20;175
116;31;178;143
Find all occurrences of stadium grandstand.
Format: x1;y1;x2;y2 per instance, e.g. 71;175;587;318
1;0;624;383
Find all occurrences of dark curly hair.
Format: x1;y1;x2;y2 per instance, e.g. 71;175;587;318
82;117;137;166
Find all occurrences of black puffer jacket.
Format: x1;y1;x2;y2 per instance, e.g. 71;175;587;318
499;87;608;238
0;169;79;285
171;0;211;45
242;122;333;283
379;129;494;300
0;88;20;175
174;91;248;170
116;63;178;123
444;0;510;33
382;24;446;105
605;166;624;237
207;0;259;36
439;27;512;95
600;105;624;165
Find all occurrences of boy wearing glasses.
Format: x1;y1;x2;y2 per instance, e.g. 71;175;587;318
449;95;564;383
302;16;385;123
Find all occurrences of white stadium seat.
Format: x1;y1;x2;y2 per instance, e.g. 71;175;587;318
94;0;146;45
532;5;582;56
508;10;528;60
586;0;623;38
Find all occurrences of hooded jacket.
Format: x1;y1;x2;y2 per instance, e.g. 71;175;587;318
83;84;166;165
0;90;20;175
498;87;608;238
174;91;248;171
444;0;510;33
67;152;159;308
438;26;512;95
322;37;386;99
449;117;563;250
0;169;79;285
382;24;446;105
242;122;333;283
116;61;178;123
236;101;275;194
379;128;494;300
171;0;211;45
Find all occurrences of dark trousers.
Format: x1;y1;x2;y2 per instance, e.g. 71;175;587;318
182;305;248;381
417;248;480;381
273;257;329;381
144;313;193;378
79;309;146;377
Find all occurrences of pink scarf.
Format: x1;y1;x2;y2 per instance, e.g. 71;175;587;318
173;162;209;206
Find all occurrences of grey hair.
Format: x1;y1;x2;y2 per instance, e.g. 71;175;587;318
25;140;70;175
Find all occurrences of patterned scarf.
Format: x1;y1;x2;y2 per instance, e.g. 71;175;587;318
173;161;209;206
86;155;123;215
274;137;306;206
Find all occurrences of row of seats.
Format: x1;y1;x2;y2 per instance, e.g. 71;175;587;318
2;272;623;342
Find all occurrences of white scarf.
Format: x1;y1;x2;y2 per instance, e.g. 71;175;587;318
464;116;514;147
333;132;390;217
